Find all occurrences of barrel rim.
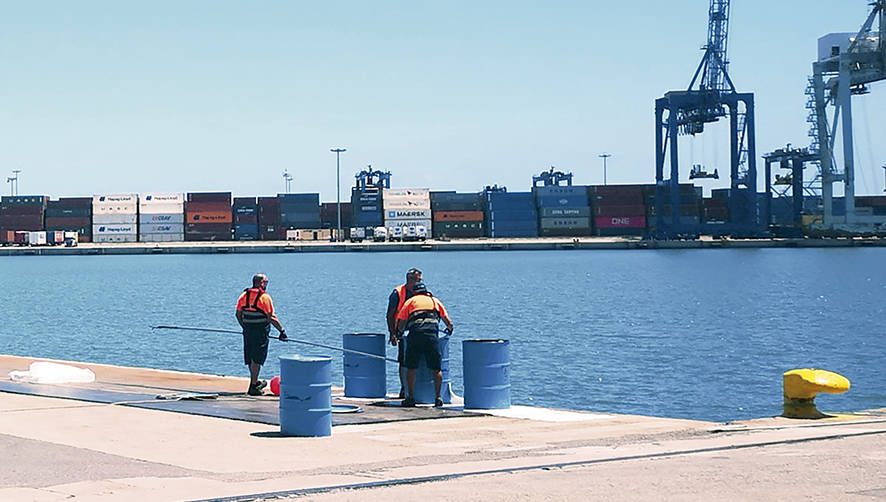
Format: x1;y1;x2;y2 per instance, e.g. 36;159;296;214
279;354;332;362
463;339;508;344
343;332;386;336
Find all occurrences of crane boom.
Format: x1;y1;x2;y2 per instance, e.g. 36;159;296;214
701;0;731;92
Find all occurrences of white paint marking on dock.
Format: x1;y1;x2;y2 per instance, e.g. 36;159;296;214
467;405;610;422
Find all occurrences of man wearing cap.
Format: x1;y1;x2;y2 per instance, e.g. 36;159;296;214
395;281;454;408
386;268;422;399
236;273;287;396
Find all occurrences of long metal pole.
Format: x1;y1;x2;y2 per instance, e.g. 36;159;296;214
330;148;346;241
151;325;398;363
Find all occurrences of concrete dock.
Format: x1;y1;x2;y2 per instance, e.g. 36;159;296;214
1;354;884;501
1;235;886;256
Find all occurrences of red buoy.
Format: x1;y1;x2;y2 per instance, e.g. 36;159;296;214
270;375;281;396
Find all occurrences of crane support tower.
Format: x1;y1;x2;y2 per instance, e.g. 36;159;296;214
763;145;819;231
653;0;763;238
532;167;573;187
811;0;886;233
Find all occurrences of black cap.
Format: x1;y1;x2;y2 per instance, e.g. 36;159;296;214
412;281;428;294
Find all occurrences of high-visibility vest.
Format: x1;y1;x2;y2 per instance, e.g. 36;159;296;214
240;288;270;327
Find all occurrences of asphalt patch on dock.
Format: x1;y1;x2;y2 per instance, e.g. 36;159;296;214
0;380;473;426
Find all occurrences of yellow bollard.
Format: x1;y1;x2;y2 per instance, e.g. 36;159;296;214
783;369;850;419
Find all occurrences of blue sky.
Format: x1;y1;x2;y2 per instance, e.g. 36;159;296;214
1;1;883;199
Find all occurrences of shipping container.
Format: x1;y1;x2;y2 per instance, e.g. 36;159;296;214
540;207;592;218
187;192;232;204
539;217;592;229
433;221;484;238
385;208;432;220
45;216;91;227
1;205;46;216
93;224;137;234
233;196;258;206
1;195;47;206
28;231;48;246
93;213;138;225
138;223;184;234
0;214;44;230
433;210;485;222
595;215;647;229
185;223;232;234
45;207;91;218
186;211;233;223
94;234;138;243
140;213;185;224
259;224;281;241
139;193;185;205
594;205;646;217
234;214;258;224
487;209;538;222
430;192;484;211
56;197;92;208
139;233;184;243
234;224;259;240
184;232;231;242
93;194;137;205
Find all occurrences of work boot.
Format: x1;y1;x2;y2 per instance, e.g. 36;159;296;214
401;397;416;408
434;397;443;408
247;380;267;396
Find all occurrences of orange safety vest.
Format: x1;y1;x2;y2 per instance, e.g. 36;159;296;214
240;287;270;327
394;284;408;313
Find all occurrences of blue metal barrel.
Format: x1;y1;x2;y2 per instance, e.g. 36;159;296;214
463;339;510;409
342;333;386;398
413;334;451;404
279;355;332;437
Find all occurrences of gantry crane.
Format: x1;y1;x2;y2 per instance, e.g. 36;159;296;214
532;167;573;187
811;0;886;232
653;0;762;238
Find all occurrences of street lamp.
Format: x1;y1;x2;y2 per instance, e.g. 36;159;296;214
6;170;21;196
282;170;293;193
598;154;612;185
330;148;347;241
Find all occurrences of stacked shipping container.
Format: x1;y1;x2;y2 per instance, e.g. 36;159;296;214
351;187;384;229
430;192;485;238
383;188;432;234
139;193;185;242
591;185;648;236
534;186;592;237
233;197;259;240
485;191;538;238
278;194;321;235
647;184;702;229
0;196;46;243
45;197;92;242
93;194;138;243
258;197;281;240
185;192;232;241
320;202;352;239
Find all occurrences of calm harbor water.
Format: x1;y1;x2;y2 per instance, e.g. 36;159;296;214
1;248;884;423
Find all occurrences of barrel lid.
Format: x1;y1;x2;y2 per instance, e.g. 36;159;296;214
464;339;508;344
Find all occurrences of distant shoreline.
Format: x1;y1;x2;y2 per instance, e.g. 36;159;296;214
1;236;885;256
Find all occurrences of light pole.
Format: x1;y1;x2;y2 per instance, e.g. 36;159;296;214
282;170;293;193
7;170;21;196
330;148;346;241
598;154;612;185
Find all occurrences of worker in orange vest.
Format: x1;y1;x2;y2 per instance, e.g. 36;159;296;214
236;273;287;396
395;281;453;408
386;268;422;399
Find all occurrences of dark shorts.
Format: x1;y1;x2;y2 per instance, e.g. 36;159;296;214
404;333;441;371
243;326;270;365
397;337;407;365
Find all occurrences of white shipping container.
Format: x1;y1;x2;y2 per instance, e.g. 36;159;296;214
138;203;184;215
93;203;138;215
139;193;185;205
139;233;184;242
384;208;432;220
28;231;47;246
93;213;138;225
140;213;185;224
93;234;138;243
383;218;432;231
383;188;430;199
93;194;138;205
93;224;137;235
138;223;185;234
285;229;299;241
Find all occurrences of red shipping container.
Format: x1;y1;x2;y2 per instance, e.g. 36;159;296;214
1;205;45;216
14;231;28;243
185;201;231;212
433;210;485;222
594;205;646;217
186;211;232;223
595;215;647;228
1;230;14;243
0;215;44;229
